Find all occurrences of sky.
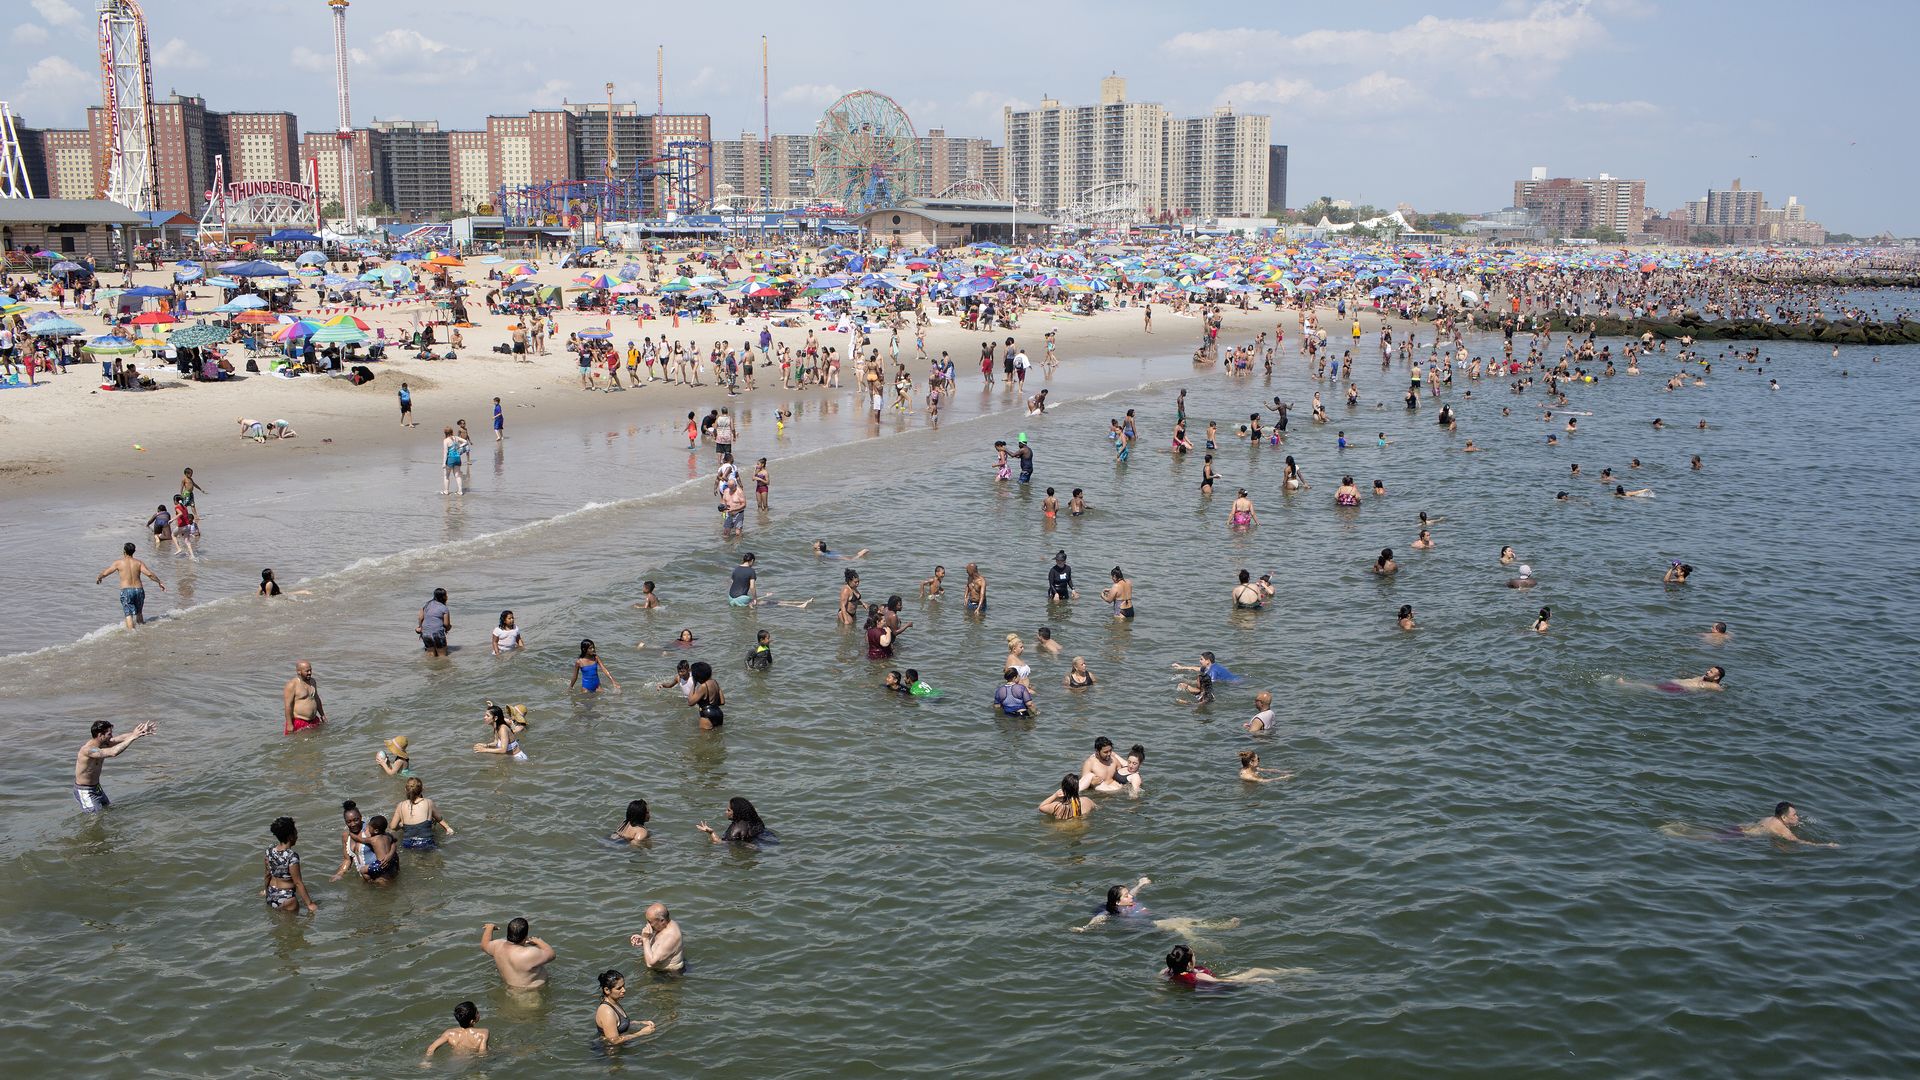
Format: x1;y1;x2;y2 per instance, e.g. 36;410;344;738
3;0;1910;233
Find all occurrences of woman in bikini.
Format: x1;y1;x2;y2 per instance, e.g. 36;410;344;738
594;970;656;1048
686;661;725;729
838;569;862;626
1038;773;1094;821
262;816;318;914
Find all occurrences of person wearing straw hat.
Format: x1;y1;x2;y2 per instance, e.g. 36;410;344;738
376;736;415;778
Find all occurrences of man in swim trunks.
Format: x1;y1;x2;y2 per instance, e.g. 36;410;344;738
1015;435;1033;484
964;563;988;616
73;719;156;812
728;553;758;607
283;660;326;733
95;542;166;629
1738;801;1836;847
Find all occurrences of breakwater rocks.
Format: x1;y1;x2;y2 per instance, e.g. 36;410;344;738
1468;312;1920;345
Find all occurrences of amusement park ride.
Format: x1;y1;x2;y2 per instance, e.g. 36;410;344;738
812;90;917;214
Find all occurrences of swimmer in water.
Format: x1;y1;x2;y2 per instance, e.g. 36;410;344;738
570;639;621;693
1231;570;1264;610
1615;485;1654;497
632;580;660;610
1244;691;1276;733
1703;621;1730;643
1371;548;1397;576
1507;564;1537;589
919;564;946;600
1162;944;1276;987
1664;562;1693;585
814;539;869;560
1499;545;1516;566
1038;773;1093;820
1228;489;1258;530
613;799;651;844
1071;877;1152;932
1397;604;1416;631
1238;750;1290;783
474;703;530;759
1621;665;1726;694
1532;606;1551;633
1412;529;1434;550
423;1000;488;1059
1738;801;1837;847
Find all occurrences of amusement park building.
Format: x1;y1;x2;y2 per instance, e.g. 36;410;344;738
0;198;144;264
852;197;1057;247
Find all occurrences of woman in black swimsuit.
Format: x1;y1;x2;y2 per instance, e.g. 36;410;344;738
1200;454;1217;494
1064;656;1097;688
838;569;862;626
686;661;724;729
594;970;655;1048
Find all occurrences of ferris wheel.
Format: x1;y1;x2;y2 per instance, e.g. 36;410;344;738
812;90;918;213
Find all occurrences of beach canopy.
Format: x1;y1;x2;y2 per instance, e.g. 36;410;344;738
166;324;230;348
309;323;367;345
225;260;287;278
263;229;321;244
83;334;139;355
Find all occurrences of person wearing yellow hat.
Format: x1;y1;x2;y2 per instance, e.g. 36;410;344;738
376;736;414;778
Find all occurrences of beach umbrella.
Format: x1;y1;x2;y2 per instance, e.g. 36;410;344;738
577;328;612;340
1369;285;1394;298
214;295;270;312
428;254;464;267
173;267;203;283
167;324;229;348
309;323;367;345
33;250;58;259
296;250;329;265
232;311;280;325
26;316;85;336
1459;289;1480;304
574;273;616;289
83;334;139;355
205;275;241;289
50;261;85;275
129;310;177;325
274;320;319;342
321;314;370;330
746;285;781;298
480;255;505;264
390;252;422;262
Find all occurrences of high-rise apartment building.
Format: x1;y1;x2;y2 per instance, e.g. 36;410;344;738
219;112;300;184
1004;76;1166;214
448;130;491;213
1513;170;1646;236
1004;76;1270;217
1704;179;1763;226
301;128;382;214
39;128;97;200
916;129;999;197
1162;106;1270;218
369;120;450;218
1267;145;1288;213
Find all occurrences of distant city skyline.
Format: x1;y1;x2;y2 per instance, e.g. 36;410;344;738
3;0;1910;233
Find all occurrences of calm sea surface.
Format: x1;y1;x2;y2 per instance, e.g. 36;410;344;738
1;327;1916;1078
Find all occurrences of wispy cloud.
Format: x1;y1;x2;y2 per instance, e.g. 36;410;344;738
29;0;82;28
778;83;845;108
1218;72;1415;114
152;38;210;71
7;54;93;115
10;23;51;46
1564;97;1658;115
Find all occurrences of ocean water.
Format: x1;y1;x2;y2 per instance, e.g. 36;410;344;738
1;333;1916;1078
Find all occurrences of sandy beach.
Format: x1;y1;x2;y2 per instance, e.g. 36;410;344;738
0;254;1360;499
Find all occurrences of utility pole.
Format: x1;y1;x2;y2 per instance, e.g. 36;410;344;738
598;80;613;244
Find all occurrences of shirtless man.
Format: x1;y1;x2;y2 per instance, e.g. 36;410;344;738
628;903;686;974
1739;801;1837;847
73;720;156;812
1078;737;1123;793
95;542;166;629
283;660;326;734
480;917;555;990
964;563;988;617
